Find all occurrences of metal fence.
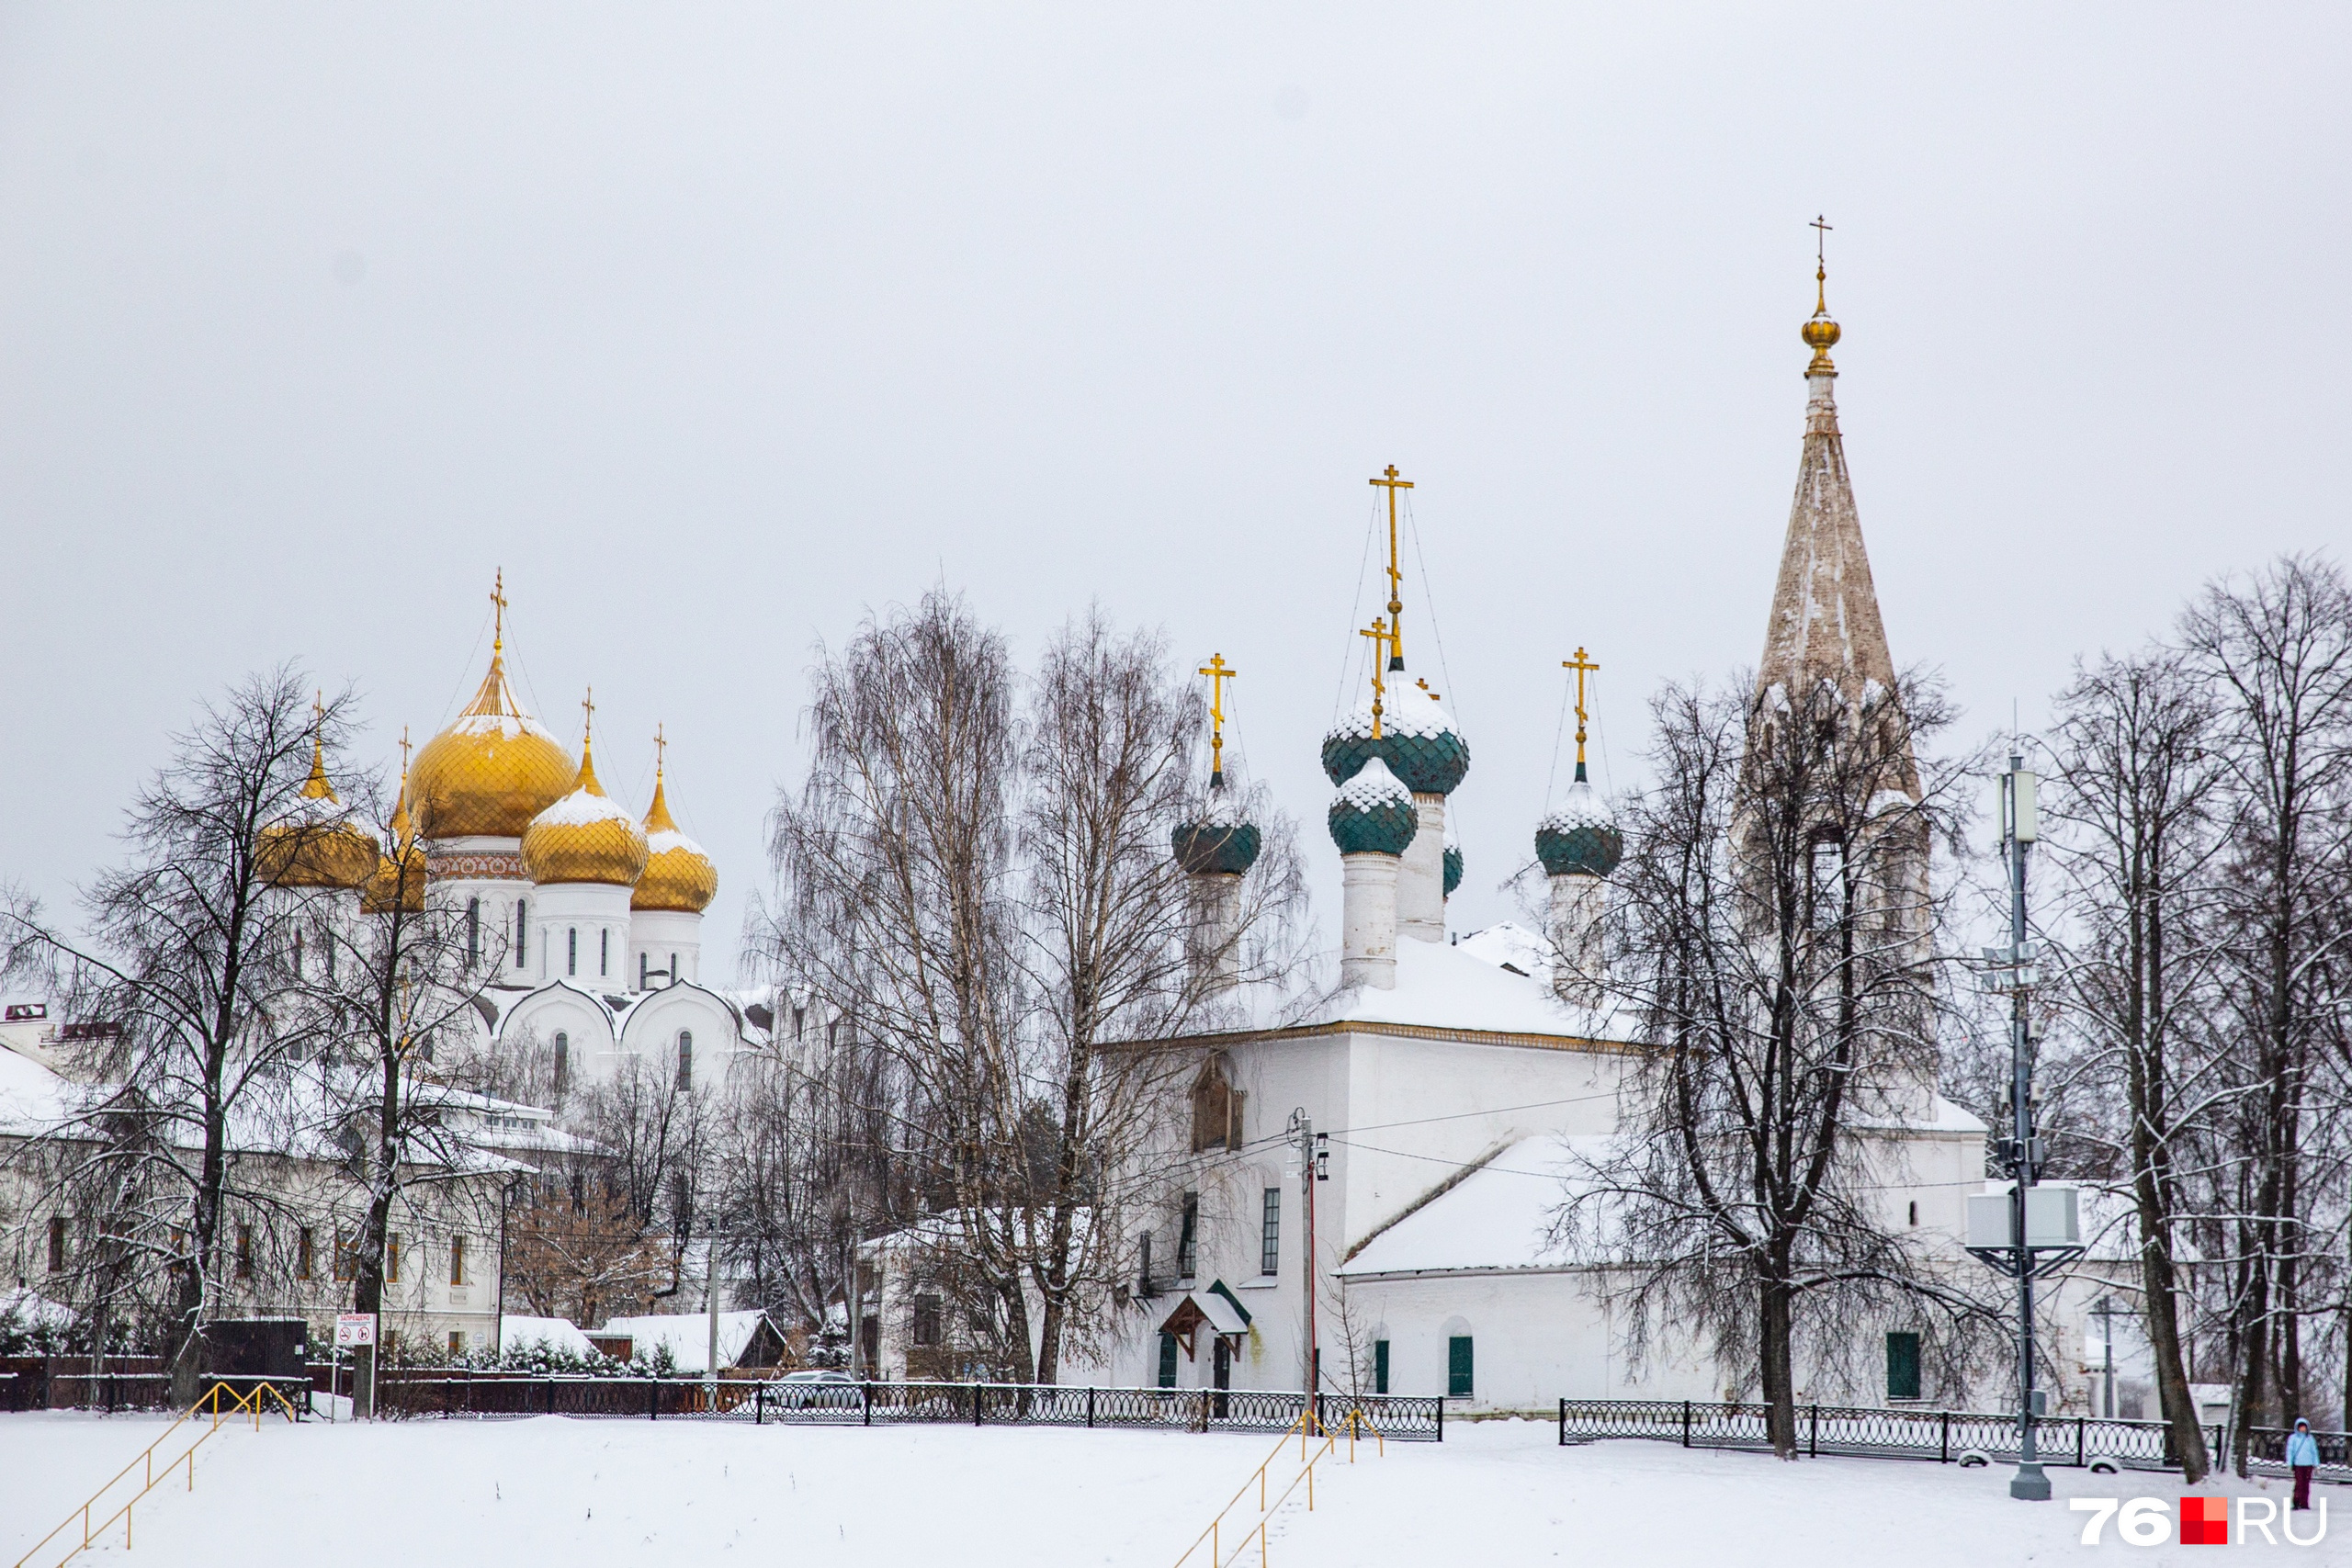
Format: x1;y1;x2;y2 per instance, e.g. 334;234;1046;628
376;1376;1442;1440
1558;1398;2225;1474
2246;1425;2352;1486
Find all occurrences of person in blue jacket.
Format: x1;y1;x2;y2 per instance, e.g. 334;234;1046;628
2285;1417;2320;1511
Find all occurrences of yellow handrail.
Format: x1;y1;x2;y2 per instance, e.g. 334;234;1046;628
1171;1402;1386;1568
11;1381;297;1568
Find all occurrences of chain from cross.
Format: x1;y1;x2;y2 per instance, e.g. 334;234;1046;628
1197;654;1237;779
1368;465;1414;671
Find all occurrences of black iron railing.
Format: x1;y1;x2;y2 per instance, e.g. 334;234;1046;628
2245;1426;2352;1485
1557;1398;2229;1474
372;1375;1442;1439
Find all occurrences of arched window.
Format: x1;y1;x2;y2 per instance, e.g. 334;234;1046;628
600;928;609;976
466;899;481;966
675;1030;693;1092
515;900;528;967
552;1032;570;1097
567;928;578;976
639;953;649;989
292;930;305;980
669;951;680;986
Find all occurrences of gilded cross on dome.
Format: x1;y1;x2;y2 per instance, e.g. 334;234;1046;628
491;569;508;653
1358;616;1394;739
1367;466;1414;671
1804;215;1840;374
1561;647;1600;781
1197;655;1236;782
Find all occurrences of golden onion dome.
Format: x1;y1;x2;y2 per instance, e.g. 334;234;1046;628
361;757;428;914
257;733;379;891
411;602;577;840
521;726;649;887
632;761;718;913
1802;260;1840;374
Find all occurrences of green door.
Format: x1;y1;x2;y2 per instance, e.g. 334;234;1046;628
1158;1331;1179;1389
1886;1332;1921;1401
1374;1339;1390;1395
1446;1337;1473;1397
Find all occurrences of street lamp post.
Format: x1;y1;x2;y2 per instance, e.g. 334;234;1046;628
2002;755;2050;1501
2091;1296;2121;1420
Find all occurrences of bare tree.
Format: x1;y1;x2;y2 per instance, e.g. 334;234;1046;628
3;668;353;1400
760;592;1305;1382
2044;648;2227;1478
1561;671;1995;1457
2180;554;2352;1467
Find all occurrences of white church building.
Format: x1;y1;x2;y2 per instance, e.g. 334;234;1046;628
1099;278;1992;1414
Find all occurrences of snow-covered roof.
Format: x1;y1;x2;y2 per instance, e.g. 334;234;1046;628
500;1314;598;1359
1313;931;1635;1042
1340;1136;1611;1278
597;1310;778;1372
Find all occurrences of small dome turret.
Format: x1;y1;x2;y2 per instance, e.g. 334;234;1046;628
257;730;379;891
1173;778;1261;875
1328;756;1418;857
1535;776;1622;879
1442;818;1463;897
633;758;718;914
1320;696;1469;796
361;751;427;914
522;718;649;888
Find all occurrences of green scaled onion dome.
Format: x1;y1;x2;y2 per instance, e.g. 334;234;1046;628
1171;778;1262;875
1442;829;1464;897
1534;773;1622;878
1320;696;1470;796
1328;756;1419;856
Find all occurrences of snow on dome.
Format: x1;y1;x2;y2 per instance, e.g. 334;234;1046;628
1320;696;1470;795
521;742;649;887
1173;779;1261;875
1329;755;1418;857
1535;777;1623;878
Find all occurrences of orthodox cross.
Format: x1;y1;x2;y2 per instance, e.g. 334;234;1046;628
1562;647;1600;776
397;725;411;777
654;722;667;776
581;687;595;748
1197;655;1236;782
1368;465;1413;671
491;569;508;653
1811;214;1833;309
1360;616;1393;739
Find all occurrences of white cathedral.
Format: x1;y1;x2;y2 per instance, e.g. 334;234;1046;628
1080;277;1994;1412
271;587;748;1089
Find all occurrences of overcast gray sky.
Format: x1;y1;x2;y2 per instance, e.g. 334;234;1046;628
3;6;2346;985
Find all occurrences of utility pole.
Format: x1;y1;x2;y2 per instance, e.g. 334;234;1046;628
1288;1109;1329;1397
2001;754;2050;1501
2092;1296;2120;1419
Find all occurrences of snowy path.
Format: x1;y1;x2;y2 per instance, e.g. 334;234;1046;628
0;1410;2331;1565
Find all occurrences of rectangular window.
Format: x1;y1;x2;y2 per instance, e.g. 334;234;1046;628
449;1234;467;1286
1886;1332;1922;1401
515;901;527;967
448;1331;465;1357
913;1294;942;1348
334;1233;354;1282
466;899;481;966
639;953;649;988
1261;1189;1281;1275
1906;1200;1918;1226
385;1235;401;1283
1177;1192;1199;1279
46;1215;66;1272
1446;1336;1474;1397
297;1228;314;1280
1157;1331;1179;1389
1374;1339;1390;1395
235;1223;254;1279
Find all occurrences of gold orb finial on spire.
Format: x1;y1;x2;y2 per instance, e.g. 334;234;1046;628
1803;214;1840;375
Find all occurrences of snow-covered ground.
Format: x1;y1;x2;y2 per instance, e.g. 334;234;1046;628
0;1409;2330;1565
